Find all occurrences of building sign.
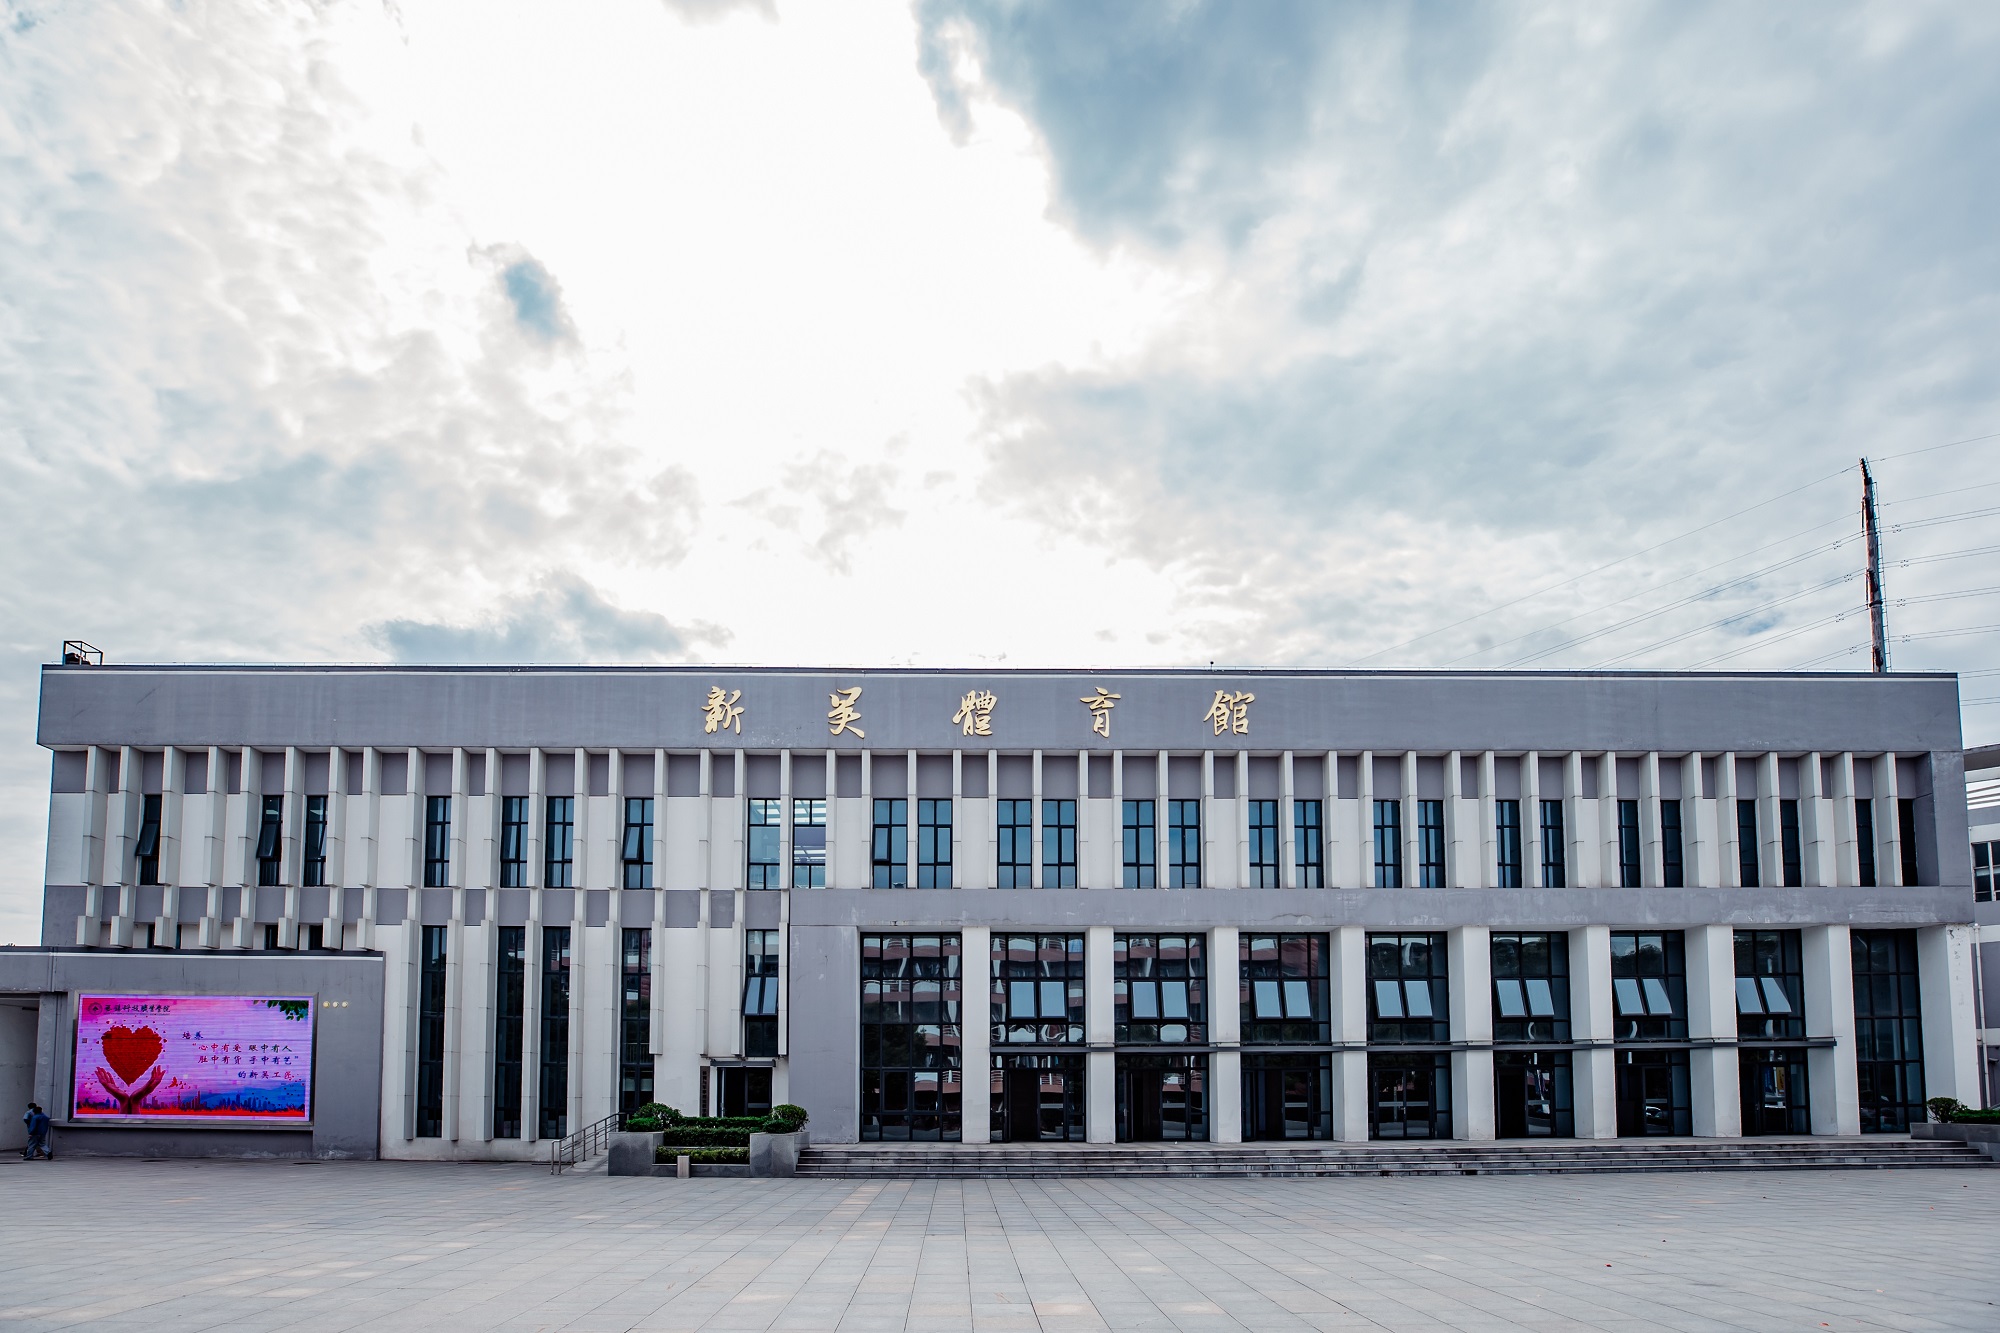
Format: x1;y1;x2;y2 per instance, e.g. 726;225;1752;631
71;994;315;1124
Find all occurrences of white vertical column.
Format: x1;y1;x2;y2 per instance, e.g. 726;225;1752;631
1085;925;1115;1143
281;746;304;946
1155;752;1169;889
1029;749;1044;890
1211;925;1241;1142
1444;750;1466;888
1523;751;1542;888
1598;754;1620;889
1279;751;1297;890
1400;752;1419;887
1234;751;1249;888
1478;752;1497;889
527;749;547;891
1322;753;1340;887
1688;754;1719;888
1640;753;1663;887
1717;752;1741;886
1570;925;1617;1137
951;751;964;889
108;745;138;946
1919;925;1981;1104
905;750;918;889
960;925;991;1144
1332;926;1368;1141
1830;753;1859;888
1685;925;1739;1137
1357;751;1375;885
1878;755;1905;885
1802;752;1834;887
1802;925;1859;1134
326;747;348;947
1564;751;1587;888
234;749;261;949
651;749;669;1093
1110;751;1124;887
1449;926;1493;1140
158;746;184;947
358;748;382;952
987;752;1001;889
1758;752;1782;888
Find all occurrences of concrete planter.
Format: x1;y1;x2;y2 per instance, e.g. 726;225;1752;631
749;1130;809;1177
608;1131;664;1176
1912;1122;2000;1157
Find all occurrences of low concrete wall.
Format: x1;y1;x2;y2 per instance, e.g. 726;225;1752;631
749;1130;808;1177
1911;1122;2000;1157
608;1131;663;1176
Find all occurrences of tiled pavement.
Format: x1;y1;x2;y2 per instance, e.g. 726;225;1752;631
0;1156;1996;1331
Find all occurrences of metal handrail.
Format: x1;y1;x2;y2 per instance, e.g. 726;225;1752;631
550;1111;622;1174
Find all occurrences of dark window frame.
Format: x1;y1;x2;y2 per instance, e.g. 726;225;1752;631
543;796;574;889
1897;798;1920;886
539;925;572;1139
996;799;1032;888
499;796;529;888
1852;928;1925;1133
423;795;451;888
1122;800;1156;889
1416;799;1445;888
621;796;654;890
1661;799;1684;888
1491;932;1571;1044
1239;933;1331;1044
1780;798;1803;888
1248;799;1279;888
1042;798;1078;888
1856;798;1877;887
302;794;327;888
872;797;909;888
747;798;782;890
917;798;952;888
1734;929;1805;1040
1736;799;1760;887
493;926;526;1139
1366;933;1449;1044
1496;799;1522;889
745;928;780;1056
1167;799;1201;888
1538;799;1565;889
135;793;163;886
1617;799;1640;888
1372;800;1402;889
860;933;963;1141
256;794;283;887
992;933;1086;1045
1294;799;1324;888
792;797;826;888
1610;931;1687;1041
1115;933;1207;1044
416;924;447;1137
620;928;653;1113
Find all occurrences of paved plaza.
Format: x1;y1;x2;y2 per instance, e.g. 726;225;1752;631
1;1157;1997;1332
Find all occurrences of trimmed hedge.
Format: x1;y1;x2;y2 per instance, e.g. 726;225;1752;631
658;1126;754;1148
655;1146;749;1165
1952;1108;2000;1124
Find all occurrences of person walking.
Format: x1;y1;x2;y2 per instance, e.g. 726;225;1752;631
21;1102;52;1161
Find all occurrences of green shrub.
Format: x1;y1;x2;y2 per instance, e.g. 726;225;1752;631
758;1118;795;1135
1950;1107;2000;1124
623;1102;683;1132
658;1126;753;1148
655;1146;749;1165
769;1103;809;1129
1928;1097;1966;1124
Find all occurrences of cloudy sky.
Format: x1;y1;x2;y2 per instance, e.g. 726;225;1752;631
2;0;1997;941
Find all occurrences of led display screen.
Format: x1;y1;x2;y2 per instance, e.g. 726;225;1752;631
71;994;315;1124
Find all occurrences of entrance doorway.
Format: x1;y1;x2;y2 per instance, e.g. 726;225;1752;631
991;1054;1084;1142
1368;1052;1450;1139
1615;1049;1691;1135
716;1065;772;1119
1242;1053;1331;1140
1494;1050;1573;1138
1115;1054;1208;1141
1740;1048;1810;1135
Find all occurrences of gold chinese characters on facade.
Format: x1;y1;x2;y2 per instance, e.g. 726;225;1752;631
1080;686;1120;738
827;686;865;738
952;690;997;737
700;686;744;736
1204;689;1254;736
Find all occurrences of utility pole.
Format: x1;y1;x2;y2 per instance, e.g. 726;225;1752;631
1861;457;1888;673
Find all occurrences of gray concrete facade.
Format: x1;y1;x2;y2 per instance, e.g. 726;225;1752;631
26;663;1984;1156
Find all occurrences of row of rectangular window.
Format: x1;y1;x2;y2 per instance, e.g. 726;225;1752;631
862;927;1929;1140
193;792;1927;891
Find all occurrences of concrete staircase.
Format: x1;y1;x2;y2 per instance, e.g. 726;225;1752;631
797;1137;1991;1179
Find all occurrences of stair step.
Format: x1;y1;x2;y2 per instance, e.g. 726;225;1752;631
793;1138;1989;1178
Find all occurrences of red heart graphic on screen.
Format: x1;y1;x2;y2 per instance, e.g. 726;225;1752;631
102;1026;163;1085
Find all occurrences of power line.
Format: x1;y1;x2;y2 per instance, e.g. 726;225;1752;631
1888;504;2000;533
1892;543;2000;569
1900;622;2000;643
1342;463;1858;666
1497;536;1853;669
1592;573;1856;669
1684;609;1855;669
1447;520;1853;668
1882;477;2000;507
1894;585;2000;607
1872;429;2000;463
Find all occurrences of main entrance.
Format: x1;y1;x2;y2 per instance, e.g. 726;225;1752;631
1615;1049;1692;1136
1242;1053;1332;1140
1495;1050;1573;1138
1115;1053;1208;1141
991;1053;1085;1142
1368;1052;1451;1139
717;1065;772;1119
1739;1047;1810;1135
